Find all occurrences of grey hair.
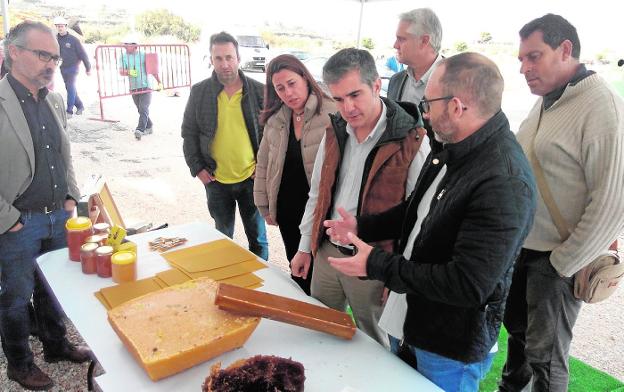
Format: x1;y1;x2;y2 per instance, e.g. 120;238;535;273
399;8;443;53
3;21;55;70
322;48;378;87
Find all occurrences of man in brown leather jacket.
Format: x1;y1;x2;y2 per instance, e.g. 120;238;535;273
291;48;429;345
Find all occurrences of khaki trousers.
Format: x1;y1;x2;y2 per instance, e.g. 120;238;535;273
311;240;387;346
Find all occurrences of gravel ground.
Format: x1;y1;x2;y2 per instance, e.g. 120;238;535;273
1;67;622;391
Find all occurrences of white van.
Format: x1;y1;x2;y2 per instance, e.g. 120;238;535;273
235;33;269;72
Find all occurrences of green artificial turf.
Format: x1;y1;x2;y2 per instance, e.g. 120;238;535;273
612;80;624;97
480;328;624;392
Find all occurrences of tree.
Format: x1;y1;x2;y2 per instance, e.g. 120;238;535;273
479;32;493;44
361;37;375;50
135;9;200;43
454;41;469;52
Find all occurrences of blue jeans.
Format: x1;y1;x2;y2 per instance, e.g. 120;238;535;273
0;209;70;368
61;66;83;114
389;334;401;354
411;347;495;392
205;178;268;260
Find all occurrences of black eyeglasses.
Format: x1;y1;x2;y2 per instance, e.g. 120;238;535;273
419;96;454;113
16;45;62;65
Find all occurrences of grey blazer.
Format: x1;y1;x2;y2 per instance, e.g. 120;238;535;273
0;77;79;233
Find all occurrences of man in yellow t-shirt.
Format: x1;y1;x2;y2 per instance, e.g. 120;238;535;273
181;32;268;259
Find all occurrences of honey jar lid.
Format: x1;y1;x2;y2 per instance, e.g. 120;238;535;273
81;242;99;252
85;234;107;243
65;217;92;231
117;241;137;252
95;245;114;255
111;251;137;265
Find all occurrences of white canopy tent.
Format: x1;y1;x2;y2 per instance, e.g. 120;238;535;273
354;0;392;48
2;0;9;35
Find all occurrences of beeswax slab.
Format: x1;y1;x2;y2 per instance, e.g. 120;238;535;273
108;278;260;380
215;283;356;339
163;239;256;272
100;278;163;309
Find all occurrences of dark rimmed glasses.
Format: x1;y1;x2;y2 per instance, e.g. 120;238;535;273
419;96;454;113
16;45;63;65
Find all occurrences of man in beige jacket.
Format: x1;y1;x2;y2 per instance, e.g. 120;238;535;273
499;14;624;392
0;21;91;390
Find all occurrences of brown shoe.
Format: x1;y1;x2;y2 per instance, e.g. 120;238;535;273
44;343;92;363
7;363;54;390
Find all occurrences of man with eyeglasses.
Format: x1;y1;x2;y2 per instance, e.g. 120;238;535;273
0;21;92;390
54;15;91;118
498;14;624;392
323;52;537;391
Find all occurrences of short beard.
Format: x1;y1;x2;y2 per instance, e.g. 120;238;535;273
216;71;238;86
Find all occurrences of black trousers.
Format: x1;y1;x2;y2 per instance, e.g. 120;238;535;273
499;249;582;392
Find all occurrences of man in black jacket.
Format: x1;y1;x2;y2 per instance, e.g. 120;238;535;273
324;52;537;392
181;32;268;259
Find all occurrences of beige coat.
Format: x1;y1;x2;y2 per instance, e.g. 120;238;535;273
254;94;335;223
0;77;79;233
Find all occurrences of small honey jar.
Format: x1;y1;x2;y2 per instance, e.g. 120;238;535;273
93;222;111;235
95;245;114;278
111;251;137;283
65;217;93;262
85;233;108;247
80;243;99;274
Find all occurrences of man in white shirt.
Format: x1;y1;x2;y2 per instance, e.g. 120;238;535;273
291;48;429;345
382;6;444;357
387;8;443;105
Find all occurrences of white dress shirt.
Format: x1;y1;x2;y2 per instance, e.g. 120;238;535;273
298;101;430;253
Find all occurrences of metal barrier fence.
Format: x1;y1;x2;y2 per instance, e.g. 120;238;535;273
92;44;192;122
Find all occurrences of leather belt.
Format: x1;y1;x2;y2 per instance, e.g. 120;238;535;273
21;200;66;215
329;241;357;256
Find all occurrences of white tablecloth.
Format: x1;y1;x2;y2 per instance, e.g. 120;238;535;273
37;222;441;392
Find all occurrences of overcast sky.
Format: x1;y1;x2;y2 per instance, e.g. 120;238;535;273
59;0;623;57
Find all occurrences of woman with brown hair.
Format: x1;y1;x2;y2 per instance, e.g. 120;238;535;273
254;54;335;295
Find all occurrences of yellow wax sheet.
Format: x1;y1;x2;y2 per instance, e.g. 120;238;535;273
162;239;257;273
180;259;267;281
155;268;192;287
219;273;264;288
99;278;163;309
94;291;112;310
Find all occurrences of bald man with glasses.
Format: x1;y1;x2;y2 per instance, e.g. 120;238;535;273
0;21;91;390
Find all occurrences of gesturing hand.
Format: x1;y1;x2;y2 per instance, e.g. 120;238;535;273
328;232;372;277
323;207;357;245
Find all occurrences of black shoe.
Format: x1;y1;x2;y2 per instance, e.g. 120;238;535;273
76;108;84;115
44;343;92;363
144;126;153;135
134;129;144;140
7;363;54;390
